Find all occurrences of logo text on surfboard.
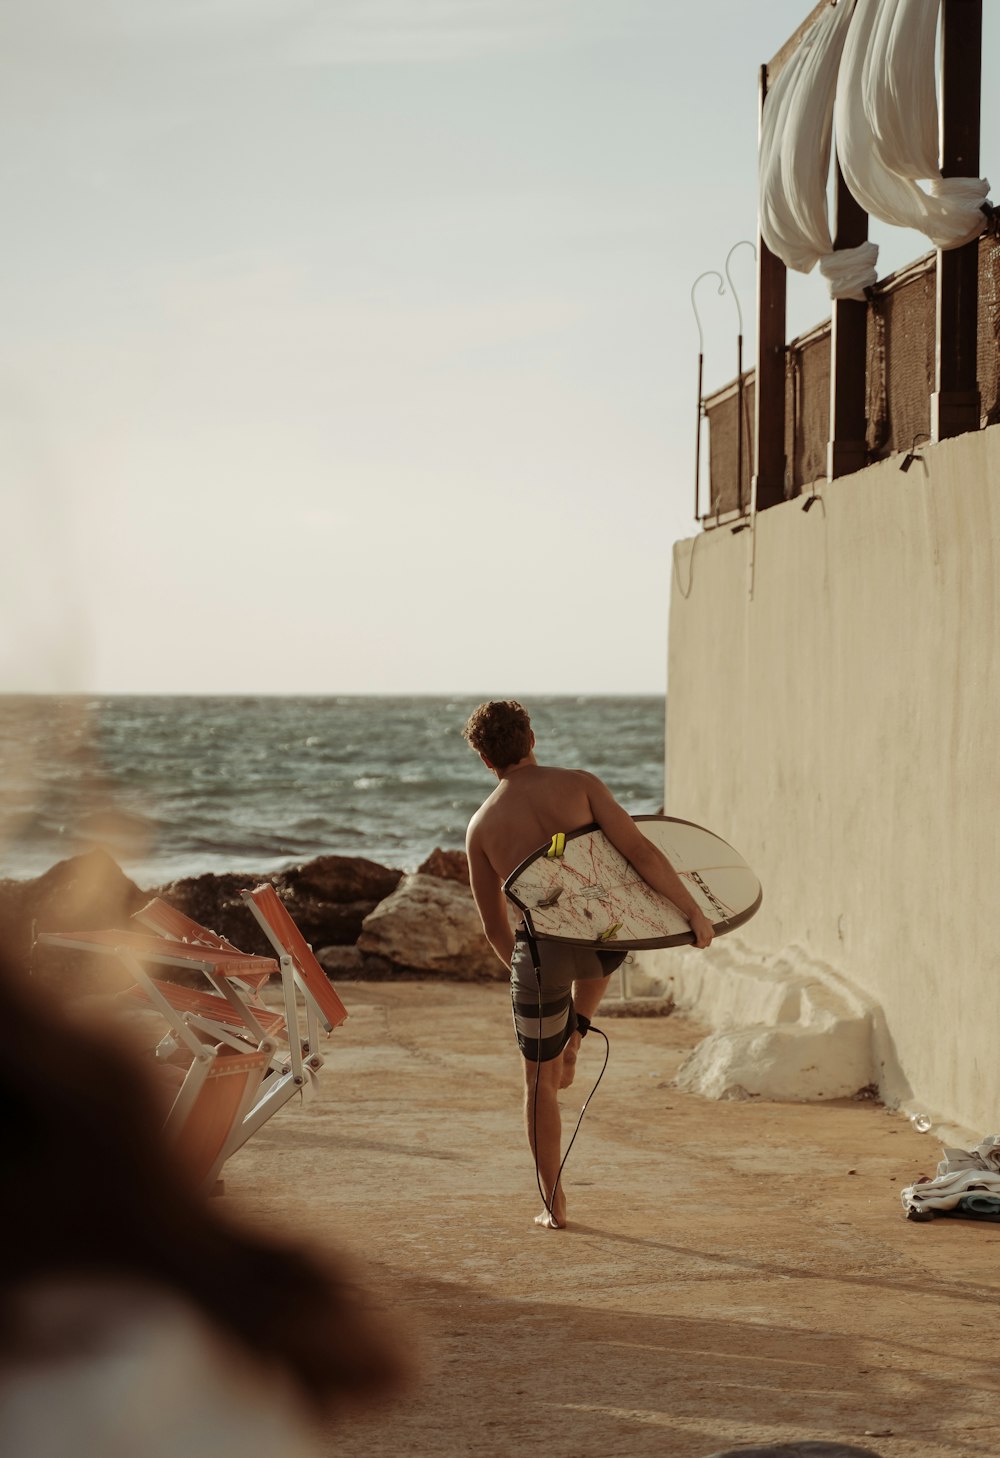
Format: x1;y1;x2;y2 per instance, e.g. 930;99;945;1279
685;870;732;922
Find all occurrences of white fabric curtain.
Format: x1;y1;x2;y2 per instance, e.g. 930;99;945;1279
836;0;990;250
759;0;878;301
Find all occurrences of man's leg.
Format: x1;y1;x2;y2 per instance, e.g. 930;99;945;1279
522;1053;567;1228
510;936;581;1228
560;972;612;1089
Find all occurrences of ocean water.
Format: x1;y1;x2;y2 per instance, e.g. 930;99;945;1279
0;696;666;887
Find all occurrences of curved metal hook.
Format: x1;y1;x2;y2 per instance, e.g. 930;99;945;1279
724;240;757;337
900;432;932;473
690;270;725;353
802;476;826;513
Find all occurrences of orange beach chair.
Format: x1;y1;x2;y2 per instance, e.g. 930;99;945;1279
241;884;347;1070
130;893;349;1149
132;897;247;956
35;927;279;1061
167;1044;272;1191
128;898;286;1055
122;975;287;1054
35;892;349;1188
125;899;333;1147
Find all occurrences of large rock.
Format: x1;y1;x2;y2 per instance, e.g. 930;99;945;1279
282;855;402;905
2;849;149;991
279;855;403;946
316;945;366;979
153;855;404;955
357;874;503;981
416;848;469;886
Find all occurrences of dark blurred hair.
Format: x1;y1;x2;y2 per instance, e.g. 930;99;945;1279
462;700;532;770
0;957;403;1414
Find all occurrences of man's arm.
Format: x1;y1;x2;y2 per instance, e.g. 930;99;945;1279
466;828;515;967
581;773;715;949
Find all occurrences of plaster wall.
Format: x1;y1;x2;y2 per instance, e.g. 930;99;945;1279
663;425;1000;1134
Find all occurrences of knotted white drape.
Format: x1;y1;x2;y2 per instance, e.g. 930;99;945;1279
759;0;878;300
761;0;990;298
836;0;990;249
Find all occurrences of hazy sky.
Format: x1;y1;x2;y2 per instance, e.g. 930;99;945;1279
2;0;995;695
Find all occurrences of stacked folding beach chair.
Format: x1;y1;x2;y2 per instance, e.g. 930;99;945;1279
36;889;348;1192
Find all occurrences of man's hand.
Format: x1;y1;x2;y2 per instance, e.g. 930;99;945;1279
689;908;715;949
583;775;718;951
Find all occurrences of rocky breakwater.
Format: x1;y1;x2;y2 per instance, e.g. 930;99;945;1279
155;855;405;959
0;846;505;991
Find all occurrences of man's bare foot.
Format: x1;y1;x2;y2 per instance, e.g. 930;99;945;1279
534;1209;562;1229
559;1032;581;1089
533;1190;567;1228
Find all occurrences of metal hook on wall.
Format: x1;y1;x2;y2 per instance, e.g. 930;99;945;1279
690;270;725;522
899;432;931;473
802;476;826;513
724;240;757;516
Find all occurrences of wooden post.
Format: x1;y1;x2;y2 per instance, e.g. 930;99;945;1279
931;0;982;441
827;164;869;479
753;63;787;511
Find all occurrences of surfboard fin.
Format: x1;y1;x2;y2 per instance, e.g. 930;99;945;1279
598;922;623;942
546;832;566;859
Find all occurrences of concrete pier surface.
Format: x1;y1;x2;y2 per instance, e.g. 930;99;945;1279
230;982;996;1458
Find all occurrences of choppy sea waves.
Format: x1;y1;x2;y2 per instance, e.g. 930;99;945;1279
0;695;666;885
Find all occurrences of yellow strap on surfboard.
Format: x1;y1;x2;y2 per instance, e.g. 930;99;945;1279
546;832;566;859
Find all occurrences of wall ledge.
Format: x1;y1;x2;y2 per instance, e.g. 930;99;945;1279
629;938;878;1103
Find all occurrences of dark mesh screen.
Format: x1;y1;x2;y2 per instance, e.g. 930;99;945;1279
868;258;935;460
978;235;1000;426
788;327;831;492
702;233;1000;517
706;380;753;518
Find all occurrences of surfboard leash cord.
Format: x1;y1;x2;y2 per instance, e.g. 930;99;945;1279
523;911;610;1227
548;1024;610;1220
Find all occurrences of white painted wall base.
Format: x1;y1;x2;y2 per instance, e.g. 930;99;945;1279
631;939;877;1102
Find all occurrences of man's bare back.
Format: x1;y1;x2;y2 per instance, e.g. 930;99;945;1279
468;763;598;882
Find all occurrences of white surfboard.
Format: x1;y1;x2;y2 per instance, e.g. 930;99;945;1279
503;815;761;949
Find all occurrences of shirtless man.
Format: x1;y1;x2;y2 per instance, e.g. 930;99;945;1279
463;700;714;1230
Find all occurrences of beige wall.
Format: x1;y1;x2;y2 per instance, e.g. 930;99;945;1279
665;425;1000;1133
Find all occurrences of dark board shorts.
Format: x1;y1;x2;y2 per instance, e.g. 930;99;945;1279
510;932;626;1062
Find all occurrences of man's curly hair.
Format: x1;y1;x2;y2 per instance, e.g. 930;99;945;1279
462;700;533;771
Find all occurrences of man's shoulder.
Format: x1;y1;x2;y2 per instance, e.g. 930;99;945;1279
466;788;501;839
537;764;601;792
535;763;593;782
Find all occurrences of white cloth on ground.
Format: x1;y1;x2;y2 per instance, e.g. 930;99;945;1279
937;1133;1000;1177
900;1167;1000;1213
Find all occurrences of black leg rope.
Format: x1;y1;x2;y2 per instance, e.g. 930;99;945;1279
523;911;611;1226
